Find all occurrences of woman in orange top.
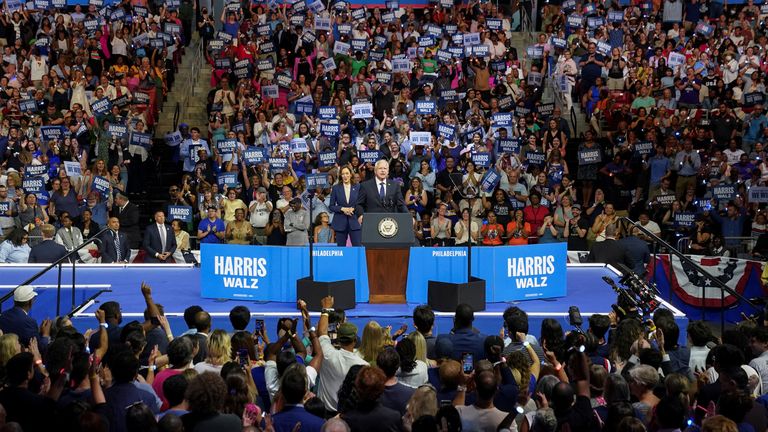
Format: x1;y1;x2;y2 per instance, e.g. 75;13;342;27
506;209;531;246
481;211;505;246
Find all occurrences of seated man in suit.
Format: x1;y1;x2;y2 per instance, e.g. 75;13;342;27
28;224;69;263
143;210;177;263
0;285;49;349
99;217;131;263
355;159;409;221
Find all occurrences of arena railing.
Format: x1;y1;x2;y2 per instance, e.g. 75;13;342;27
0;227;112;317
620;217;761;333
178;38;205;126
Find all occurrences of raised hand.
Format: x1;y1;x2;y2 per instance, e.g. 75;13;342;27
141;281;152;297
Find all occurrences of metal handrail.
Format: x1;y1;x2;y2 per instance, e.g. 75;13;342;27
178;39;205;125
0;227;111;315
621;217;760;332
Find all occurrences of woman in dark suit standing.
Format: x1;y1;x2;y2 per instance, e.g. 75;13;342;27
329;165;362;246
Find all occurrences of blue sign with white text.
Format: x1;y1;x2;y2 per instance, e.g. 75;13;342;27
200;244;370;301
405;244;568;303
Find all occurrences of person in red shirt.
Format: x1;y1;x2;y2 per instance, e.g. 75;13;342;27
507;209;531;246
482;211;505;246
524;191;550;244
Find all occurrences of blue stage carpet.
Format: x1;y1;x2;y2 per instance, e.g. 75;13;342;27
0;263;687;344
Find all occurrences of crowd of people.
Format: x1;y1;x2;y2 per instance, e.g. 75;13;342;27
1;0;768;430
0;0;768;262
0;284;766;432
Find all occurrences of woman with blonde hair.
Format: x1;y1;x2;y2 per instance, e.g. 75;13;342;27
408;331;436;368
0;333;21;366
194;329;232;374
402;385;438;432
358;321;386;365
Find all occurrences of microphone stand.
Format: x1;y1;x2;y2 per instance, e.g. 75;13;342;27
308;189;315;280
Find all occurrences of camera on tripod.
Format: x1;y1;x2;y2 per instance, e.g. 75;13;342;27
602;263;661;321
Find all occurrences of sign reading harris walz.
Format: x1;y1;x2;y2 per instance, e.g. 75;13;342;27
502;243;567;298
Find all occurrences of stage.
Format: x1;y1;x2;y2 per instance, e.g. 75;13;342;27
0;263;689;344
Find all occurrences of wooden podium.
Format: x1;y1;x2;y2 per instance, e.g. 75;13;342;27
361;213;414;304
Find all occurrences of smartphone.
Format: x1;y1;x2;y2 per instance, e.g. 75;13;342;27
440;400;452;407
462;352;473;374
328;322;338;334
568;306;583;327
254;319;264;334
238;348;248;367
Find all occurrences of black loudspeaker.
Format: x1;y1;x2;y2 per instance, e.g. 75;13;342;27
296;277;356;312
427;277;487;312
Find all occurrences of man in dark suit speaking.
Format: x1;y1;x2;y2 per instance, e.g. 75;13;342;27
355;159;408;222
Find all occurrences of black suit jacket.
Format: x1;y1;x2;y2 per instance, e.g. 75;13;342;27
355;178;408;215
142;223;177;263
28;239;69;263
587;239;632;270
99;229;131;263
113;202;141;248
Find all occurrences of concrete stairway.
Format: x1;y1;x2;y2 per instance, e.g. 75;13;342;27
155;37;212;138
507;31;590;138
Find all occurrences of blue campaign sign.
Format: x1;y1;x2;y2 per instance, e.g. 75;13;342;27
25;164;48;178
359;150;381;164
711;184;737;201
269;156;289;171
91;97;112;116
472;152;491;168
497;138;521;154
22;177;46;194
437;123;456;140
243;147;267;166
481;168;501;192
634;141;653;156
200;244;370;302
306;173;329;189
320;123;340;137
318;151;337;167
168;205;193;223
492;112;513;127
130;132;153;149
405;244;568;303
578;149;602;165
415;100;436;115
674;212;696;228
526;151;546;167
218;172;238;189
40;126;65;142
92;176;111;197
318;106;337;120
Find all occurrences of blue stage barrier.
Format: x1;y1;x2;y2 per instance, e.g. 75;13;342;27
200;244;370;302
406;244;568;303
200;243;566;304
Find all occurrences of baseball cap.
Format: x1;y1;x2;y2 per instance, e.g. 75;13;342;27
14;285;37;302
337;322;358;341
572;204;582;210
257;187;268;194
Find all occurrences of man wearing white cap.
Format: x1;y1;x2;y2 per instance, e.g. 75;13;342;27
0;285;50;349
